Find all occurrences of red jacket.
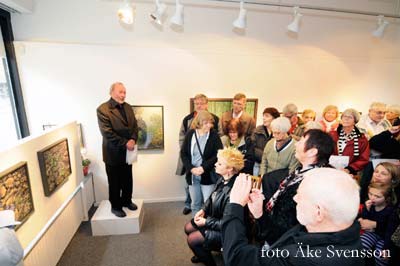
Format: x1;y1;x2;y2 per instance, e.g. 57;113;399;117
330;125;370;174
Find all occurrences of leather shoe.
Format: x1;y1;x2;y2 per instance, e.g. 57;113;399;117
191;256;202;263
111;208;126;218
123;202;138;211
182;207;192;215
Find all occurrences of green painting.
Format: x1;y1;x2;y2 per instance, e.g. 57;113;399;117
132;106;164;150
190;98;258;120
37;138;72;196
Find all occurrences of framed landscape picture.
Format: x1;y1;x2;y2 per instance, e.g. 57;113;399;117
0;162;34;230
37;138;72;196
132;105;164;150
190;98;258;120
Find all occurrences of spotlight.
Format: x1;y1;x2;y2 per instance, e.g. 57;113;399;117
287;6;302;33
150;0;167;26
372;15;389;38
233;1;247;29
170;0;184;27
117;1;135;25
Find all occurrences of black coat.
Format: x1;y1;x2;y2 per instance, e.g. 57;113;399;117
201;175;237;249
222;203;365;266
251;125;272;163
256;180;300;244
180;129;223;185
262;168;289;201
97;98;138;165
369;130;400;159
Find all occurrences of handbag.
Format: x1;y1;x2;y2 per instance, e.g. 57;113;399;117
194;132;220;184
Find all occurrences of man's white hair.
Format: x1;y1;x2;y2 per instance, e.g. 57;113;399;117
282;103;298;116
369;102;386;110
271;117;291;133
109;82;124;94
301;168;360;225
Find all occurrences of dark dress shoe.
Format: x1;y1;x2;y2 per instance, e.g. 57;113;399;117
191;256;202;263
182;207;192;215
123;202;138;211
111;208;126;218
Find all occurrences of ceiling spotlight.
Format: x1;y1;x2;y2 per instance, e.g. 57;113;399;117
117;1;135;25
233;1;247;29
170;0;184;27
372;15;389;38
150;0;167;26
287;6;302;33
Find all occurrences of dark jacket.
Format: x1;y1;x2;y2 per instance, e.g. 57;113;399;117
361;205;398;250
176;111;219;175
97;98;138;165
201;175;237;249
256;178;301;244
262;168;290;201
251;125;272;163
330;125;370;175
369;130;400;159
223;203;365;266
180;129;223;185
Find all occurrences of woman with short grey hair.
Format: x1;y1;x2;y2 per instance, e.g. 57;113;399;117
329;108;370;175
259;117;299;176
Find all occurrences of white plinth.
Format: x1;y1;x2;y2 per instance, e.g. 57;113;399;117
91;199;144;236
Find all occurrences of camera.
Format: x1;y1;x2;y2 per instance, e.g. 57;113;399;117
250;175;262;190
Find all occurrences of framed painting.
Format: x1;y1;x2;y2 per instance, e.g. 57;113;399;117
37;138;72;196
190;98;258;120
0;162;34;230
132;105;164;150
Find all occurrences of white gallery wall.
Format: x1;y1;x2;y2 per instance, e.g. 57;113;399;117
0;122;84;265
10;0;400;202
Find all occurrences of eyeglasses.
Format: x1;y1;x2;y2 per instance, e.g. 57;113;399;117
373;110;386;115
341;115;354;120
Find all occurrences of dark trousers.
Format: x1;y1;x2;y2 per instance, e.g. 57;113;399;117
105;163;133;210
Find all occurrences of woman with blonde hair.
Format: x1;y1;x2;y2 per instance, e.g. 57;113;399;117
319;105;340;133
301;109;316;123
386;104;400;126
181;110;223;217
184;147;244;266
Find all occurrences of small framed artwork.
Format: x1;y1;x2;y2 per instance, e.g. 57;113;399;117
0;162;34;230
190;98;258;120
132;105;164;150
37;138;72;196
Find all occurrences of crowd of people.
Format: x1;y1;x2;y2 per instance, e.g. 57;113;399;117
177;93;400;266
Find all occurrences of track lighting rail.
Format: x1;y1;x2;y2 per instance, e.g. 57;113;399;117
211;0;400;19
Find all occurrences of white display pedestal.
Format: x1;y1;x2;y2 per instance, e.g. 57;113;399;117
91;199;144;236
81;173;96;221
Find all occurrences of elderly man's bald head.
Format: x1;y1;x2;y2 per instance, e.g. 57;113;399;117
294;168;360;230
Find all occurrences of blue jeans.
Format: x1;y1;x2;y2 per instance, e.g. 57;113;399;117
189;175;214;217
184;182;191;209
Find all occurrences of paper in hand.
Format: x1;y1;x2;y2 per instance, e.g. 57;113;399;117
126;145;138;165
